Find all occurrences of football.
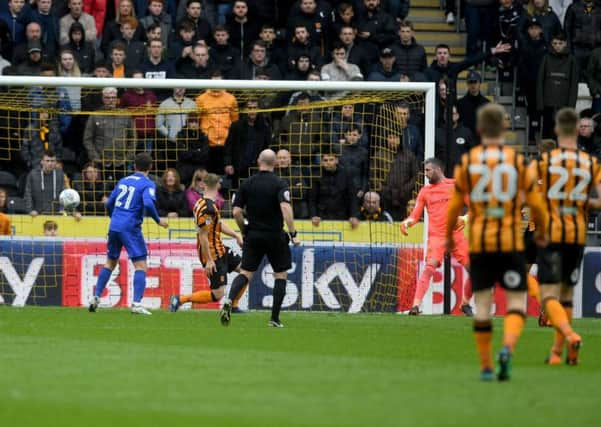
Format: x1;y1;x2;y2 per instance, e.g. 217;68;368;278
59;189;80;210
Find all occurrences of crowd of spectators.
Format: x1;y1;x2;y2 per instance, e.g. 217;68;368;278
0;0;600;226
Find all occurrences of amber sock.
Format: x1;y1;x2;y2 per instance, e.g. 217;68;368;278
474;320;493;371
180;290;213;304
551;300;574;354
544;297;574;341
232;283;249;309
527;275;540;303
503;311;526;353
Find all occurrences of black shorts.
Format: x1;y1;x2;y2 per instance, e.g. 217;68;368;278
536;244;584;286
524;229;537;265
226;247;241;273
208;256;228;289
470;252;527;292
241;230;291;273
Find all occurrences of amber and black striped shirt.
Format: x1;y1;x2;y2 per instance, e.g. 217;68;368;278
453;144;547;254
193;197;226;263
530;148;601;245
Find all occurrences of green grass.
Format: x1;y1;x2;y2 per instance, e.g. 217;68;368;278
0;307;600;427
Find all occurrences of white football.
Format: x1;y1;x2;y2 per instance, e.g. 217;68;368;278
59;189;80;210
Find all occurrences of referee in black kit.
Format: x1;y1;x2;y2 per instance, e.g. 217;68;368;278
220;149;300;328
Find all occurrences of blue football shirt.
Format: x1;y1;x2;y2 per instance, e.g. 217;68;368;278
106;173;161;231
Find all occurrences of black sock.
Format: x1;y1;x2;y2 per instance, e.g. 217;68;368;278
228;274;248;301
271;279;286;322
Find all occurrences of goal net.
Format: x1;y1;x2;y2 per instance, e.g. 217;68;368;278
0;76;436;313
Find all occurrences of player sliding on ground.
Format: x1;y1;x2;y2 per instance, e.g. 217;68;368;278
169;173;243;312
89;153;169;315
528;107;601;365
446;103;548;381
400;157;473;316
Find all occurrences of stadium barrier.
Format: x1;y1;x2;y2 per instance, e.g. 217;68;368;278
2;235;599;317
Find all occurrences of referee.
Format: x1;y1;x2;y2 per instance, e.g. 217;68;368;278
220;149;300;327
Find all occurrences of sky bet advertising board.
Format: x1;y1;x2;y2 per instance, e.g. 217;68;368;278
0;238;600;317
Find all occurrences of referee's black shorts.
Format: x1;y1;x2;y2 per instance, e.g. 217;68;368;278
241;230;291;273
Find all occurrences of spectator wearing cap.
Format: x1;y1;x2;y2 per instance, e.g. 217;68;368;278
23;0;59;60
587;45;601;114
456;70;489;136
518;16;547;143
13;21;53;66
286;24;324;72
367;47;402;81
537;32;579;138
564;0;601;78
16;39;43;75
424;42;510;100
577;116;601;158
518;0;562;48
389;20;427;81
59;0;97;46
356;0;397;55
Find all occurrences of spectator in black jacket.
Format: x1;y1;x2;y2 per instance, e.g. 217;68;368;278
176;43;212;78
577;116;601;158
286;24;323;72
225;0;259;57
73;162;109;216
368;47;403;81
518;17;547;143
287;0;330;50
224;99;272;188
61;21;95;75
435;105;476;176
390;20;427;81
209;25;241;79
240;40;281;80
336;126;369;200
495;0;523;74
285;53;314;80
309;152;360;228
175;113;210;186
424;42;510;98
168;18;196;66
178;0;212;45
258;23;287;74
537;32;579;138
356;0;397;54
380;135;417;220
329;2;359;51
518;0;562;50
156;168;191;218
587;46;601;114
456;70;489;135
359;191;393;223
564;0;601;80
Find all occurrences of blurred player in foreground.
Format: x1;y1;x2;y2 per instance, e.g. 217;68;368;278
401;157;473;316
89;153;168;315
529;107;601;365
446;103;548;381
169;173;243;311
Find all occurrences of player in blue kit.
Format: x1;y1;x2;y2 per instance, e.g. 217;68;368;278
88;153;168;315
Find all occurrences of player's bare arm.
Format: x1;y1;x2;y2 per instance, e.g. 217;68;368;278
281;202;300;246
220;220;243;247
198;227;215;276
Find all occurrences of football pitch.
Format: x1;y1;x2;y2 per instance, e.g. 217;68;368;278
1;307;599;427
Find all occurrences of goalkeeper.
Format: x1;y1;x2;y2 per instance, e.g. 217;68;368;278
400;158;472;315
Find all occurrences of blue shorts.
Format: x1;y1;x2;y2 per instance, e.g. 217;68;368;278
107;230;147;262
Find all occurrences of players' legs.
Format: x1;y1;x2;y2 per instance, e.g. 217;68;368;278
94;258;118;299
503;291;527;354
453;235;472;308
131;259;148;305
270;270;288;326
473;288;494;378
412;259;439;309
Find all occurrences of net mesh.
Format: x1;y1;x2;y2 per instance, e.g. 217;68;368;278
0;80;428;313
